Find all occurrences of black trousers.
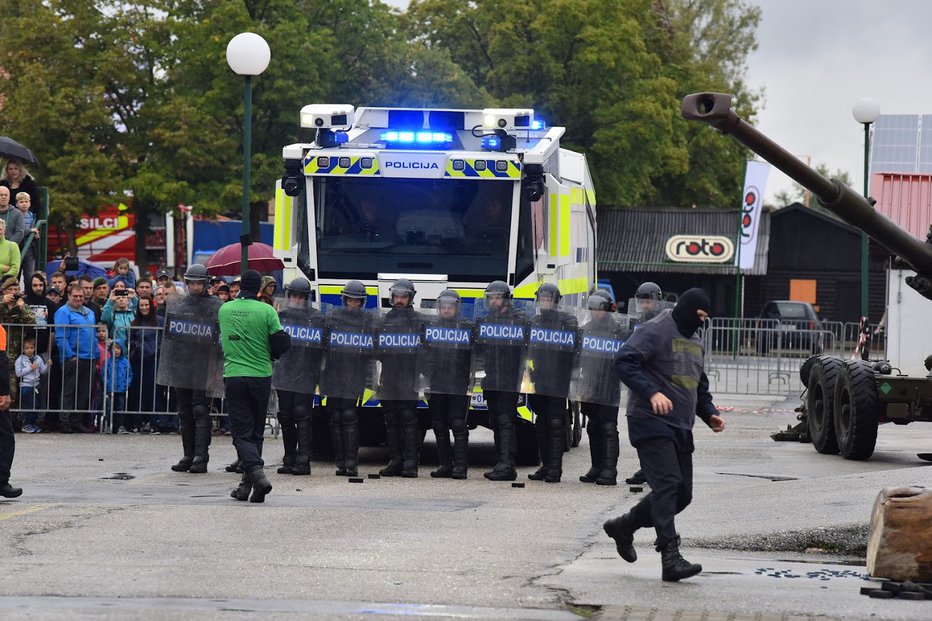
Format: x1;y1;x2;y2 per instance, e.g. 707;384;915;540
60;358;95;426
485;390;517;464
277;390;314;457
225;377;272;473
428;393;469;426
0;410;13;484
625;427;694;542
175;388;211;422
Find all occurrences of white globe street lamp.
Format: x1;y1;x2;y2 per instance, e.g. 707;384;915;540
852;97;880;323
227;33;270;273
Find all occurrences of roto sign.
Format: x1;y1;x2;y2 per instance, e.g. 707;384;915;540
665;235;735;263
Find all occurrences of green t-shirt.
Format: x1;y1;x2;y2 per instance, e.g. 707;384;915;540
218;298;283;378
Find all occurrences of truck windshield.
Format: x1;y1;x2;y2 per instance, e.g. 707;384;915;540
313;177;514;281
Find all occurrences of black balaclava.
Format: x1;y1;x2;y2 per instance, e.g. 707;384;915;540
671;288;711;337
239;269;263;298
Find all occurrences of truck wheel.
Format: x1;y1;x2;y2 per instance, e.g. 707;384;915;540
806;356;842;454
833;360;880;460
799;355;820;388
515;420;540;466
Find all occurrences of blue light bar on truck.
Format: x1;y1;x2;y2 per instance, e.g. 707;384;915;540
380;131;453;145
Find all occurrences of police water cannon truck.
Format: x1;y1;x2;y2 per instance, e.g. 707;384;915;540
272;104;599;463
682;92;932;463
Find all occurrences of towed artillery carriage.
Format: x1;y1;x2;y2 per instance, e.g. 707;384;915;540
681;92;932;461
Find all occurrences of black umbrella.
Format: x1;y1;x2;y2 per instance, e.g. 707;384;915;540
0;136;39;166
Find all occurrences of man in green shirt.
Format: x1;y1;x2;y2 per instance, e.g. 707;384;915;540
219;270;290;503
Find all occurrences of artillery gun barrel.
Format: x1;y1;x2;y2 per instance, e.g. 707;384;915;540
681;92;932;279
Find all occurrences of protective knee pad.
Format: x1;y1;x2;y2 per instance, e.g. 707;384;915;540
600;419;618;437
495;414;514;430
341;407;358;426
450;418;467;435
293;406;310;424
399;407;417;426
192;404;210;420
277;412;295;427
547;414;564;435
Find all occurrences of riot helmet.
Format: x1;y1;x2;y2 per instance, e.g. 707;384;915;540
535;283;562;308
635;281;662;301
285;277;311;297
341;280;368;307
634;281;663;317
587;289;614;312
390;278;416;307
183;264;210;283
484;280;512;312
437;289;461;318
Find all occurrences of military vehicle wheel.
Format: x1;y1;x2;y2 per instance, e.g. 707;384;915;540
515;421;540;466
799;355;821;388
833;360;880;460
806;356;842;454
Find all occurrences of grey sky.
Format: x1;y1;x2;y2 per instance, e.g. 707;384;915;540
746;0;932;202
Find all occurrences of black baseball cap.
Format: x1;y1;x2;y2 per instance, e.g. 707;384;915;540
156;270;171;280
210;276;225;284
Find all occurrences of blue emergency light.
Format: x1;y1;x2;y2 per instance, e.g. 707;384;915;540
380;131;453;145
531;119;546;130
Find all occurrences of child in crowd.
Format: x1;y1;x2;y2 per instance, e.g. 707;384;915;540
108;257;137;290
15;192;38;280
91;326;109;428
15;337;49;433
104;339;133;435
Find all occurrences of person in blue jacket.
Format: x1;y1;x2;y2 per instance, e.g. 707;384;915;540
54;284;99;433
103;339;132;434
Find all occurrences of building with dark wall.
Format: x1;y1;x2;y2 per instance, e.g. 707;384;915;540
596;207;769;316
748;203;887;324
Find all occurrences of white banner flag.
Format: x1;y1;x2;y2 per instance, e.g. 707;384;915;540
736;160;770;271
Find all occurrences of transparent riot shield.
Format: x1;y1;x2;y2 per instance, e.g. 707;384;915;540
156;295;225;397
373;306;428;401
472;297;529;393
570;310;629;406
522;301;579;399
272;302;328;394
422;313;475;397
319;306;377;400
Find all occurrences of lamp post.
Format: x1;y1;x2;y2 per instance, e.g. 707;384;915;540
852;97;880;319
226;32;271;273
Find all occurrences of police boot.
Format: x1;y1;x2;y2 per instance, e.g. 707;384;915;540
225;459;243;473
400;410;420;478
171;421;195;472
527;421;548;481
292;416;312;476
579;419;603;483
277;416;297;474
247;467;273;503
430;421;454;478
230;473;251;502
331;411;346;476
277;455;295;475
188;417;212;474
658;536;702;582
451;424;469;480
544;416;564;483
484;416;517;481
596;421;619;486
379;412;404;477
341;409;359;478
603;515;638;563
0;482;23;498
625;469;647;485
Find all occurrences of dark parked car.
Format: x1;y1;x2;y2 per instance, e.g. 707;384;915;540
757;301;824;354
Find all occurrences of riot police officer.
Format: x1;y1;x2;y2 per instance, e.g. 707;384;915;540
377;279;425;478
273;277;324;476
321;280;375;478
425;290;474;479
168;264;217;474
526;284;578;483
577;289;627;485
475;281;527;481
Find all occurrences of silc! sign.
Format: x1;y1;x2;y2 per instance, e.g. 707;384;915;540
665;235;735;263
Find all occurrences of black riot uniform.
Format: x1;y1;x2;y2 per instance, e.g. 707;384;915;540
321;281;374;478
578;290;628;485
475;281;527;481
625;281;664;485
274;278;324;476
376;279;425;478
169;264;219;475
425;290;474;479
526;284;578;483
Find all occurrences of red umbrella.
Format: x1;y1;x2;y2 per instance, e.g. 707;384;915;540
204;242;284;276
